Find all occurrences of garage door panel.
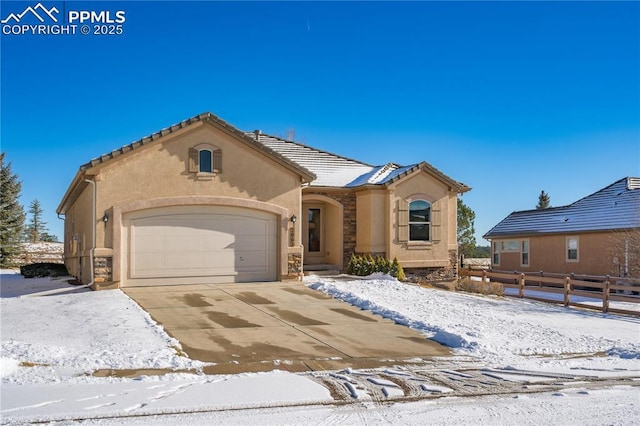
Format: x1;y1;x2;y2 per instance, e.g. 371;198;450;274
126;208;277;285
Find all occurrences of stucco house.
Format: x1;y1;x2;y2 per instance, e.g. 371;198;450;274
57;112;470;289
484;177;640;278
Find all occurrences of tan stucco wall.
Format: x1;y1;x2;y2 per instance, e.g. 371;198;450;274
356;189;387;254
491;232;629;276
64;122;303;285
63;183;94;281
387;171;458;268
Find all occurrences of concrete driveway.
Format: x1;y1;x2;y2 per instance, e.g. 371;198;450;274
123;282;449;374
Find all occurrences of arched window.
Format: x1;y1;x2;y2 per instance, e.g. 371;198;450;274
189;144;222;176
199;149;213;173
409;200;431;241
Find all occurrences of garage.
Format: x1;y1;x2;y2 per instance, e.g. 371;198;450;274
122;206;277;287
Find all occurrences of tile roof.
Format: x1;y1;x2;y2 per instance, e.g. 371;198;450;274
78;112;316;182
484;177;640;238
248;132;470;191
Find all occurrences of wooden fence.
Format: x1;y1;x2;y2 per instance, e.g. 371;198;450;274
459;268;640;317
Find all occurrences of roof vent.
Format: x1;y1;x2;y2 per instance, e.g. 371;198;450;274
627;177;640;190
254;130;262;139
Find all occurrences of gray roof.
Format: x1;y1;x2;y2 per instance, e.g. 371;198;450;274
249;132;470;191
484;177;640;238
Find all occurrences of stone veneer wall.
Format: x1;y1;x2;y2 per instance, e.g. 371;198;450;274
94;256;113;284
305;190;356;271
404;249;459;282
287;253;302;276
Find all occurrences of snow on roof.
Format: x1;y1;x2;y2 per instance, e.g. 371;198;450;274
484;177;640;238
248;132;375;187
248;132;460;189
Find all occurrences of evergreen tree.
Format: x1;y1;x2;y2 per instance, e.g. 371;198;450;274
536;190;551;209
0;153;26;267
457;197;477;258
25;199;51;243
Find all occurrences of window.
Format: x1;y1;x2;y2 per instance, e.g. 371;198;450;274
567;237;579;262
409;200;431;241
492;241;500;265
501;240;520;251
199;149;213;173
521;240;529;266
189;144;222;177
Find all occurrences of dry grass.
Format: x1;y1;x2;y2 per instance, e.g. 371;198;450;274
456;278;504;296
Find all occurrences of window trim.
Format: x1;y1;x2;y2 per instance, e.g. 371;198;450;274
190;143;222;179
408;199;431;242
492;241;500;266
566;236;579;262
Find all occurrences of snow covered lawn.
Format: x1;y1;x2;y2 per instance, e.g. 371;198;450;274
308;275;640;374
1;270;639;424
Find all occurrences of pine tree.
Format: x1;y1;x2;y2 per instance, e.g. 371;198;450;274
25;199;51;243
457;197;477;258
536;190;551;209
0;153;26;267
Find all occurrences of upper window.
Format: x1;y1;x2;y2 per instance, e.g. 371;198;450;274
567;237;579;262
189;144;222;176
199;149;213;173
409;200;431;241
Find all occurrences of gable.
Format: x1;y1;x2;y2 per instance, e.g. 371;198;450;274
58;113;315;214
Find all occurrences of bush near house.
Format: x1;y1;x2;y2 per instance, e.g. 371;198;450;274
347;254;406;281
20;263;69;278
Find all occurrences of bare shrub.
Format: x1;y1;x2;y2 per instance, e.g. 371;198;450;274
456;278;504;296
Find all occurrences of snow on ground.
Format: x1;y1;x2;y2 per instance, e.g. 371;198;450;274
1;270;205;384
307;274;640;374
1;270;639;424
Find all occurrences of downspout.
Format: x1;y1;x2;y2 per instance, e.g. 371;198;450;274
84;178;96;287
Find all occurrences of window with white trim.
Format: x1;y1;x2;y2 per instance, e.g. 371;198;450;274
408;200;431;241
492;241;500;265
567;237;579;262
521;239;529;266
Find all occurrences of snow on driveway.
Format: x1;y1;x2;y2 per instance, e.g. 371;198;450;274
1;270;639;424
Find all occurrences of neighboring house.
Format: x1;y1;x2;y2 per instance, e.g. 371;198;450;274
57;112;470;289
484;177;640;278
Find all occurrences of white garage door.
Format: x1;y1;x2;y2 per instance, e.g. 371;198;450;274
124;206;277;286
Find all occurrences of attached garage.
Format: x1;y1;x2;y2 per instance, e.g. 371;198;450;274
122;206;277;287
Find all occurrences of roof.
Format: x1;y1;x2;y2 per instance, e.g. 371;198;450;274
484;177;640;238
248;132;470;191
57;112;316;215
78;112;315;181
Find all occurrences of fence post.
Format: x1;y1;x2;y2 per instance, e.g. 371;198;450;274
519;273;525;298
603;276;610;313
564;277;571;307
482;270;487;287
539;270;543;287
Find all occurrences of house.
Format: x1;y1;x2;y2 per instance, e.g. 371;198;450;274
57;112;470;289
483;177;640;278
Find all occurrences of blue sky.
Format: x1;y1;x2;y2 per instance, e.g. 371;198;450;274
2;1;639;244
